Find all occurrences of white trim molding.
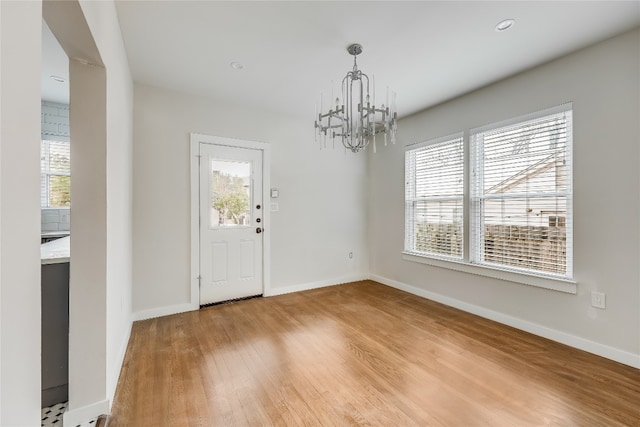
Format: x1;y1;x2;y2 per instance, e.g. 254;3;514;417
132;276;369;321
370;274;640;369
265;275;369;297
189;133;271;308
132;302;196;322
107;321;132;406
63;399;109;427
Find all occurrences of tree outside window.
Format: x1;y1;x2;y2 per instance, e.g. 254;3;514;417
211;170;250;226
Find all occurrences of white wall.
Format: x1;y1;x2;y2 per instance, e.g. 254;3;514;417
43;0;134;424
41;101;70;141
1;0;3;415
70;0;134;421
369;29;640;366
132;83;368;316
68;58;109;419
78;0;134;406
0;2;42;425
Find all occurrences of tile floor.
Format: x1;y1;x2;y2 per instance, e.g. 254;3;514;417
41;402;99;427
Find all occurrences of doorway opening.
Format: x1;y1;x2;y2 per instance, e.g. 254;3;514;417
40;17;70;409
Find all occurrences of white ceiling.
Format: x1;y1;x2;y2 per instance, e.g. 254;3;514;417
41;19;69;104
45;1;640;118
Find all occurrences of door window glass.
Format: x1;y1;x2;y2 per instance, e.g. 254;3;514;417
210;160;251;227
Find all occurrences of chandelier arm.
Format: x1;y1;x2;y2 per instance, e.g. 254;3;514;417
360;76;365;146
348;74;356;150
362;72;371;138
342;73;349;145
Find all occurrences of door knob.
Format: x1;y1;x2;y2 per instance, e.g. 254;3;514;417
256;227;263;234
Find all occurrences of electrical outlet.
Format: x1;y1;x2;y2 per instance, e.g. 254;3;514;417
591;291;606;309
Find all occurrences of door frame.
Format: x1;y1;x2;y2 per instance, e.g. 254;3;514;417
190;133;271;309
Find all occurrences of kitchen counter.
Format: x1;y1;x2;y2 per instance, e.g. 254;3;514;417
41;236;70;265
41;231;70;238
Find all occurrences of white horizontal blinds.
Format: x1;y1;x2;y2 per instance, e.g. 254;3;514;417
41;140;71;207
405;135;464;259
471;106;572;278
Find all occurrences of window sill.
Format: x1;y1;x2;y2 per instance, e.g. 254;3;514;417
402;252;577;294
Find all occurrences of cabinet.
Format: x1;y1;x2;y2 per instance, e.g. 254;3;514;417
41;262;69;407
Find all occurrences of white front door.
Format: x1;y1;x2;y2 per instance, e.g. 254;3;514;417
199;143;264;305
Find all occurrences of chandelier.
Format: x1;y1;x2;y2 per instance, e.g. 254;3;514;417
314;44;397;153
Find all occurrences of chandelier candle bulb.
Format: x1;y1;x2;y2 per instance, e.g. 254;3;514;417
392;91;397;144
385;85;389;146
382;103;387;146
386;85;389;112
314;103;317;144
373;75;376;106
373;75;376;149
331;82;334;108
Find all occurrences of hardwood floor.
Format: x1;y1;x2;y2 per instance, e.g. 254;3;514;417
109;281;640;426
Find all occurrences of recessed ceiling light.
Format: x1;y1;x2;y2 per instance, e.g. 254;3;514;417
495;19;515;32
50;75;66;83
230;61;244;70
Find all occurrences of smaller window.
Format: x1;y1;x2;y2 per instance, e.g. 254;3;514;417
41;140;71;208
405;134;464;259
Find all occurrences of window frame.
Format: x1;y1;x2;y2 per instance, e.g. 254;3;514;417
403;104;575;294
404;133;465;261
470;104;573;280
41;139;71;209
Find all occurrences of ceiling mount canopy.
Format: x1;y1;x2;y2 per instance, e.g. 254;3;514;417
346;43;363;56
315;43;397;153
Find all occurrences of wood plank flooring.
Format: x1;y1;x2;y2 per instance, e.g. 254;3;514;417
108;281;640;426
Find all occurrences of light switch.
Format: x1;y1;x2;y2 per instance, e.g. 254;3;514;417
270;188;279;198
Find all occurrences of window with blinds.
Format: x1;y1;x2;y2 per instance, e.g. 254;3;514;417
405;134;464;259
470;105;572;278
41;140;71;208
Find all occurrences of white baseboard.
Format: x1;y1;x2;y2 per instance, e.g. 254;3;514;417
132;275;368;322
370;273;640;369
132;302;196;321
264;274;369;297
107;319;133;407
63;399;109;427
